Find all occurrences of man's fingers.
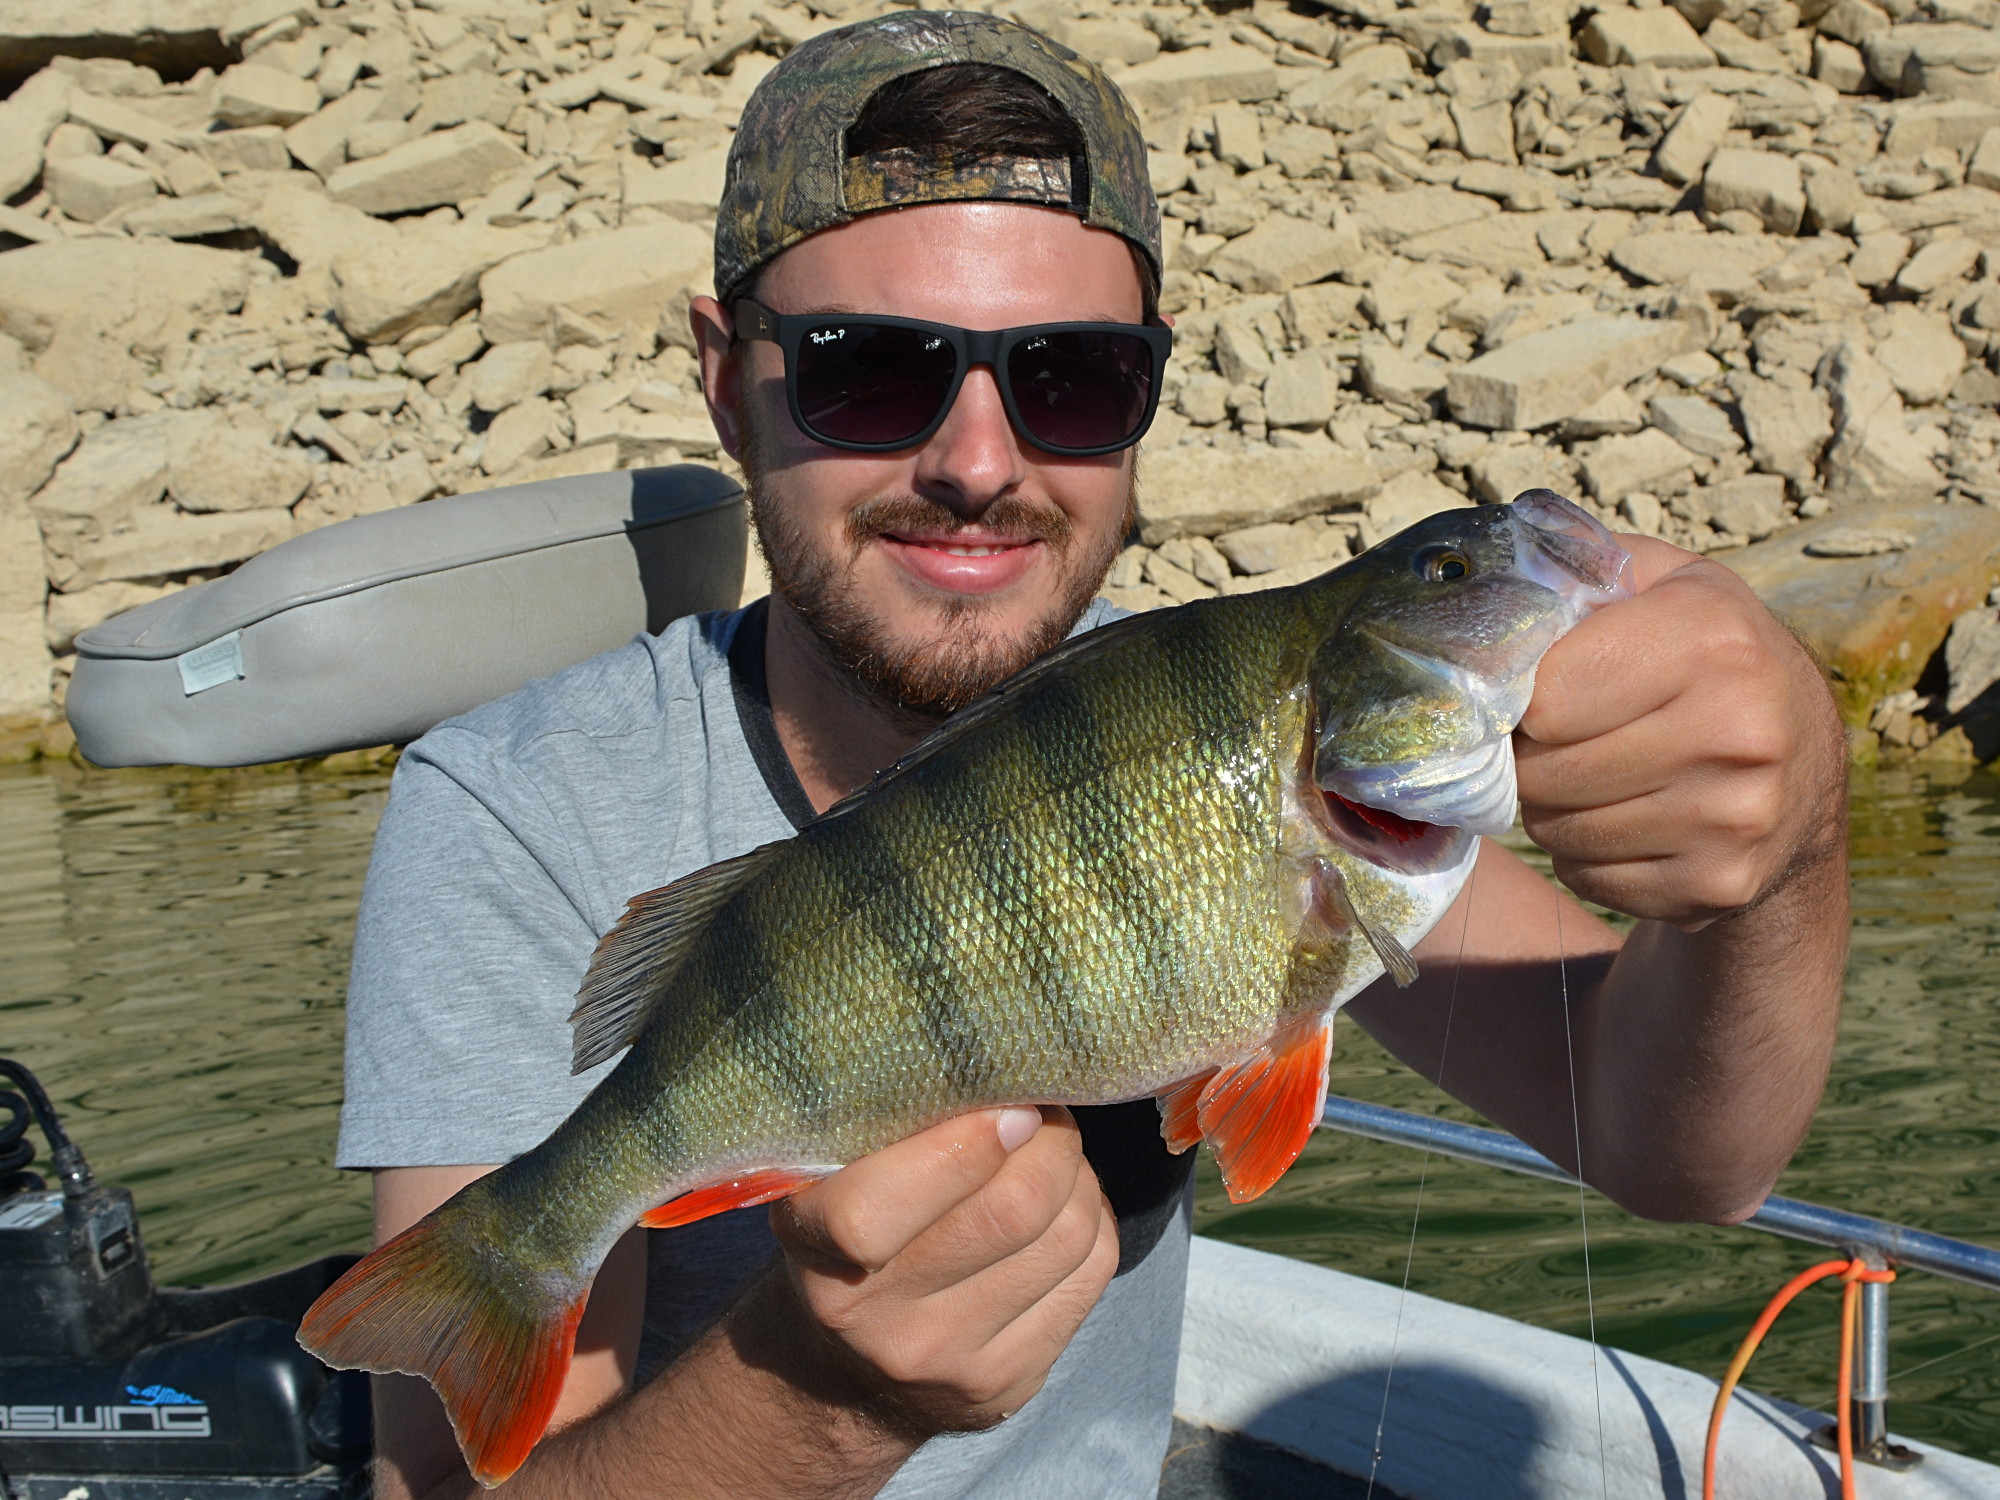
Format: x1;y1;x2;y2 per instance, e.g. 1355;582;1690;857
775;1105;1056;1273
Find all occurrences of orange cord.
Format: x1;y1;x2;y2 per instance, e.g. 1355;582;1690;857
1702;1258;1896;1500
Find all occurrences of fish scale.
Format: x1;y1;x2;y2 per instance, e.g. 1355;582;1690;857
298;491;1635;1487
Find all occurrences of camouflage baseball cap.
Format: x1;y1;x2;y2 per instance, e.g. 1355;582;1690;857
715;10;1162;303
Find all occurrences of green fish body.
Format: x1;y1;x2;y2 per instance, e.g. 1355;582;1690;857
300;491;1631;1485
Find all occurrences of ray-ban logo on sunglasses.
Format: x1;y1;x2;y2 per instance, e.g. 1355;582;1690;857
809;328;845;345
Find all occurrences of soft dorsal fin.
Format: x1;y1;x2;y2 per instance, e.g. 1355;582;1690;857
568;845;778;1074
1161;1013;1335;1203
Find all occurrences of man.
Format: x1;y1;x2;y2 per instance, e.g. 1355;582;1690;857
338;13;1848;1499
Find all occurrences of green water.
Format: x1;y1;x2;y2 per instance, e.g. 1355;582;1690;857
1;761;1996;1465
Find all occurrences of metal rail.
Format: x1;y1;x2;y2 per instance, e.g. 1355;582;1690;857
1318;1094;2000;1469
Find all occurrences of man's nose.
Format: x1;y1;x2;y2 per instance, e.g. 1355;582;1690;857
912;363;1028;514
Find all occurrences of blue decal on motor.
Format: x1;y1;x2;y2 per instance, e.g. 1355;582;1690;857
125;1384;201;1407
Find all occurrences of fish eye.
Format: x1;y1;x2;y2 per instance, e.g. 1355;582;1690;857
1416;546;1472;584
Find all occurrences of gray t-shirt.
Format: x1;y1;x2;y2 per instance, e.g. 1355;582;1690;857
338;598;1191;1500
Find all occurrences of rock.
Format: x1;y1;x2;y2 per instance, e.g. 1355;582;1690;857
1426;25;1573;85
1282;283;1366;344
1136;446;1380;544
478;220;710;345
1847;230;1911;287
1144;548;1212;604
28;412;176;524
1206;212;1363;293
1704;474;1787;540
197;124;290;175
1482;0;1570;35
1115;44;1281;117
1360;342;1449;407
282;84;383;179
65;92;194;153
1649;393;1743;458
1800;158;1862;233
316;376;408;415
1580;7;1716;67
1562;385;1646;438
1881;101;2000;161
0;503;49;714
1816;340;1940;507
1703;149;1805;236
1468;442;1571;503
1361;262;1464;329
621;143;731;222
1609;230;1789;294
1213;312;1273;385
330;223;539;345
1806;524;1915;557
1735;376;1832;483
1706;18;1787;72
0;239;247;413
49;506;294;592
42;579;174;654
1894;237;1980;296
1348;186;1495;245
1653;91;1736;187
0;372;75;508
1049;17;1161;66
1579;428;1702;501
45;153;156;222
1944;603;2000;714
325;121;527;217
121;189;256;239
1448;317;1692;430
1895;25;2000;105
166;418;312;513
213;62;320;127
480;396;556;476
1176;371;1231;425
1972;128;2000;192
1813;35;1868;93
0;67;71;203
1262;353;1340;429
1817;0;1891;45
403;323;486;383
1213;520;1340;575
1453;162;1561;211
469;340;552;413
1873;308;1967;405
1723;501;2000;713
1365;469;1472;541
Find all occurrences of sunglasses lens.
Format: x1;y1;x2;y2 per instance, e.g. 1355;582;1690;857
1007;330;1154;452
793;322;958;448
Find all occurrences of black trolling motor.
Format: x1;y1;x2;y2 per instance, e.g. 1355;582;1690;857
0;1058;371;1500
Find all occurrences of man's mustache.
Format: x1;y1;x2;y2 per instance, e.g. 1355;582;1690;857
844;494;1075;552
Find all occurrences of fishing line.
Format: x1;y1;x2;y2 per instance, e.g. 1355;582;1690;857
1556;893;1611;1500
1364;856;1475;1499
1886;1326;2000;1386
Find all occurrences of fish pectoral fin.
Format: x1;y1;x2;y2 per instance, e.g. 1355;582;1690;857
1156;1070;1216;1155
1194;1014;1336;1205
1316;859;1420;989
638;1166;837;1229
569;844;781;1075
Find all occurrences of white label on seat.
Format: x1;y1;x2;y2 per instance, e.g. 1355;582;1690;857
176;631;244;695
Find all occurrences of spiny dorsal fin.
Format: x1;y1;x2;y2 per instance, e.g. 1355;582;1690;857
568;845;777;1074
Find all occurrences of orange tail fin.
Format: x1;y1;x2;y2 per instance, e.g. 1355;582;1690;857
297;1217;588;1488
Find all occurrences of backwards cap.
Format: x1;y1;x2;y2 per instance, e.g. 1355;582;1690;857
715;10;1162;303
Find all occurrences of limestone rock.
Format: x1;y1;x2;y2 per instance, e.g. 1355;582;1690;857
42;579;175;654
1609;230;1789;297
1895;24;2000;104
480;397;556;476
1648;394;1743;458
0;503;49;714
479;221;711;346
1349;187;1496;245
1816;340;1940;507
331;224;539;345
1705;475;1787;540
0;239;248;413
1206;212;1362;293
1579;428;1702;501
1448;317;1692;430
1282;283;1366;344
1944;603;2000;715
1882;101;2000;162
29;413;177;524
1365;469;1472;542
1049;17;1161;66
1895;237;1980;296
214;62;320;128
325;121;527;217
1580;7;1716;67
1848;230;1911;288
1362;263;1464;329
622;144;730;222
1136;446;1379;544
1469;442;1571;503
1703;149;1805;236
1115;44;1281;117
1736;376;1832;483
1214;520;1341;575
165;419;312;513
0;67;71;203
283;85;384;179
1360;343;1449;407
46;153;156;222
1814;36;1868;93
469;341;552;413
404;323;486;383
1563;386;1647;439
1262;353;1340;429
0;373;75;509
49;506;295;592
1970;128;2000;192
1874;308;1967;405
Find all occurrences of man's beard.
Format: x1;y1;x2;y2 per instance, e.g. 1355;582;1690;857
741;414;1134;724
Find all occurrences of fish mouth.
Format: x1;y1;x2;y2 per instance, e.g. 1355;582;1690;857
1317;786;1476;876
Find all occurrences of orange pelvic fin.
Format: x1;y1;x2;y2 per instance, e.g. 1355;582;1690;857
1187;1015;1335;1204
639;1166;835;1229
297;1216;588;1489
1155;1070;1215;1154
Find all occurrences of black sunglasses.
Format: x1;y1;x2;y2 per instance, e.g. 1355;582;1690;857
732;299;1173;457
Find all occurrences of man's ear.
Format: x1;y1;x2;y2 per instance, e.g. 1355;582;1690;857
691;295;745;462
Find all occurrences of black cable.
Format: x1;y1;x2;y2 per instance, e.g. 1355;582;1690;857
0;1058;95;1198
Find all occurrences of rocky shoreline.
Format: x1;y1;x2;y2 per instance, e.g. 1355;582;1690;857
0;0;1994;767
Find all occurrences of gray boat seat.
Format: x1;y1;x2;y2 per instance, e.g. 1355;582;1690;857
66;464;747;768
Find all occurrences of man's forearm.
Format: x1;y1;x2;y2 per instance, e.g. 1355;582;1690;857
405;1268;919;1500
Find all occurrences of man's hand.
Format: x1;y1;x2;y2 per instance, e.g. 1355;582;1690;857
1516;535;1847;929
735;1104;1120;1440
